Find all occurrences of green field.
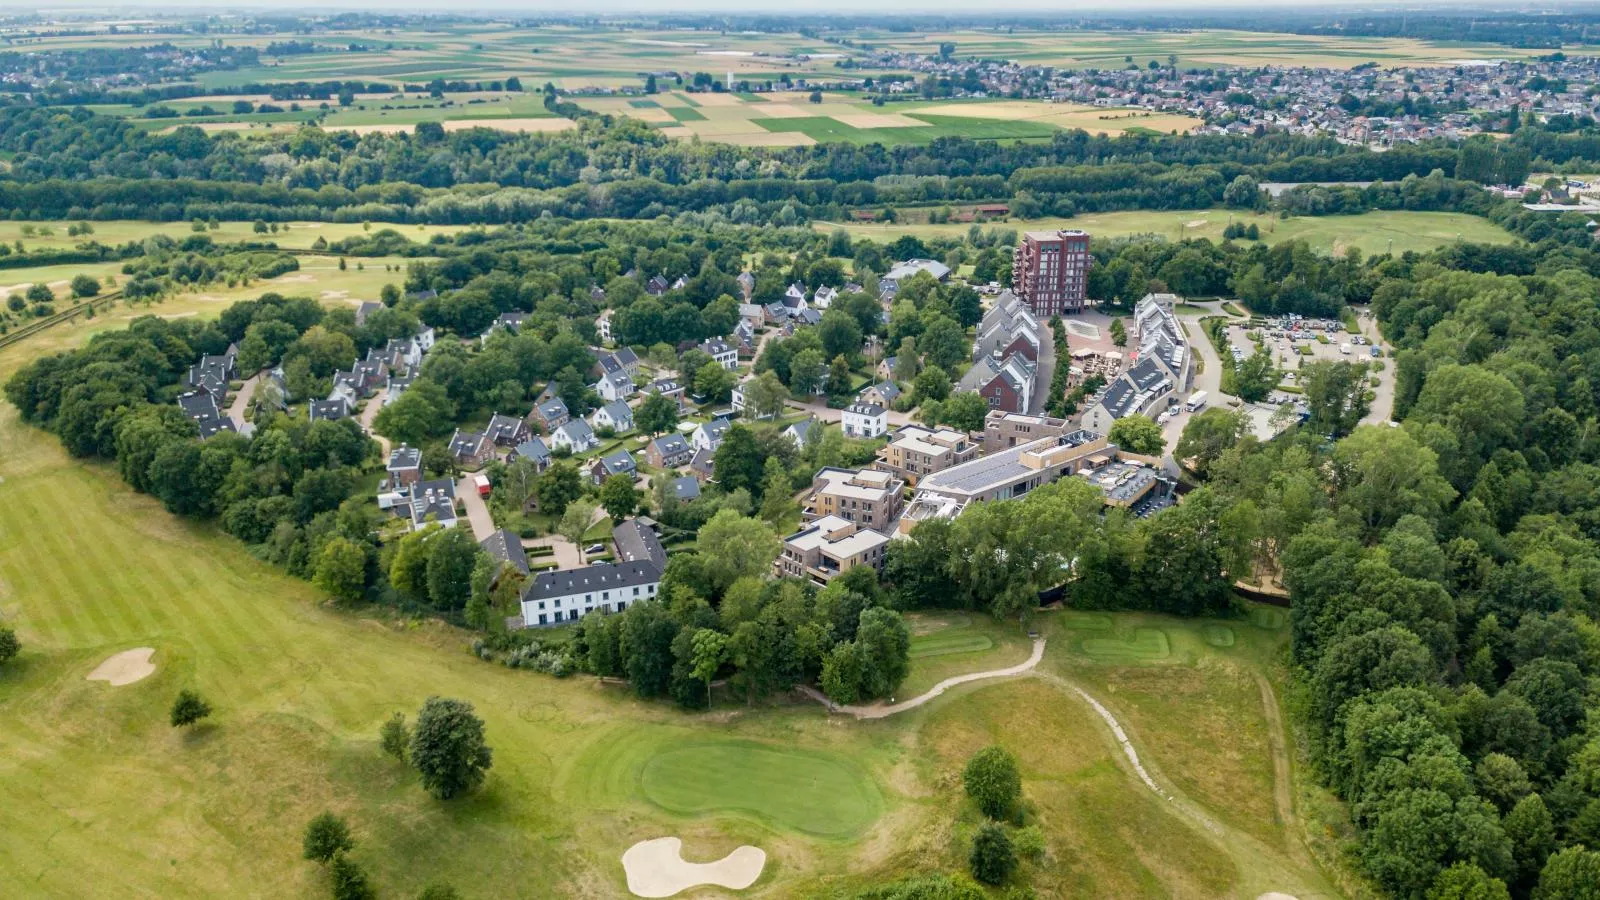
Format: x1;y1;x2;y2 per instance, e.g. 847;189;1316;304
640;741;882;837
822;208;1519;256
900;612;1034;697
0;220;468;253
757;114;1060;146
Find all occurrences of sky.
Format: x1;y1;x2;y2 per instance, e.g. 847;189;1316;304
40;1;1529;11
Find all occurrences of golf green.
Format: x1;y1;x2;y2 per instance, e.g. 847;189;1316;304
639;740;882;837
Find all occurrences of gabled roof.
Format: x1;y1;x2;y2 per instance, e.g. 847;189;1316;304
700;337;734;357
178;390;219;420
196;415;236;439
556;419;596;443
513;436;551;463
388;445;422;471
449;429;489;458
863;381;901;402
612;519;666;569
485;413;525;444
672;476;701;501
480;529;530;576
784;417;822;444
696;417;730;442
536;397;569;421
845;402;886;418
594;449;636;477
651;433;691;458
522;559;662;603
309;398;349;422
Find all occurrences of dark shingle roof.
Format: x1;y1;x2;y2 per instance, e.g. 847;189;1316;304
522;560;662;602
480;529;530;576
612;519;666;569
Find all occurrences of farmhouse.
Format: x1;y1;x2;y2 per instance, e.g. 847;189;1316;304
386;444;423;488
512;437;552;470
530;397;570;431
612;518;667;569
858;381;901;408
485;412;530;447
308;398;350;423
691;417;731;452
405;479;459;531
588;450;637;485
518;560;661;627
597;369;635;403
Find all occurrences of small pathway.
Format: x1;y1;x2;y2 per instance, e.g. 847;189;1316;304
359;395;391;457
226;371;262;431
800;637;1045;718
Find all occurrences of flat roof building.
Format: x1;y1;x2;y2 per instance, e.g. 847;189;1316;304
805;467;906;533
875;424;982;486
899;429;1109;534
776;515;892;586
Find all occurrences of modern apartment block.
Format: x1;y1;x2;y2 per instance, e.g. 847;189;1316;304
775;515;892;586
875;424;982;486
898;429;1111;534
804;467;906;533
1011;230;1091;315
982;410;1071;454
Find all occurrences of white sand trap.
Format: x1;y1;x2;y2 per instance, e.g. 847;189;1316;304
1257;894;1300;900
622;837;765;898
87;648;156;686
1185;219;1210;227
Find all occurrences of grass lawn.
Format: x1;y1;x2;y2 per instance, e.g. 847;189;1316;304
0;220;470;253
819;208;1518;257
899;611;1035;698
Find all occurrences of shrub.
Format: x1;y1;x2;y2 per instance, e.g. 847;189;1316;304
169;689;212;727
302;812;354;863
329;852;375;900
968;822;1017;885
380;712;410;762
0;626;18;665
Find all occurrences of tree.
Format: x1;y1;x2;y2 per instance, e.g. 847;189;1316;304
758;456;793;523
1331;425;1456;535
1175;407;1247;475
559;497;598;547
1427;863;1511;900
855;607;911;700
742;370;789;420
600;474;640;521
1223;175;1262;208
1303;360;1371;438
313;537;368;604
1534;847;1600;900
1228;350;1277;401
170;689;212;727
70;274;101;298
697;509;781;595
963;746;1022;819
380;712;410;763
827;354;853;397
409;697;493;800
302;812;354;863
789;348;825;395
969;822;1017;885
913;366;950;404
536;461;584;515
689;628;728;707
1109;318;1127;346
695;360;734;403
635;392;679;436
1108;414;1165;456
0;626;18;666
713;425;765;495
329;853;375;900
819;308;863;360
424;527;482;610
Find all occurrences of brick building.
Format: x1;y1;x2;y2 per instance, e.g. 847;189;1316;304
1012;230;1091;315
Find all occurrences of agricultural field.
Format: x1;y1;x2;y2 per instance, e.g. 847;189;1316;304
840;27;1576;68
0;322;1338;899
821;208;1519;257
579;91;1198;147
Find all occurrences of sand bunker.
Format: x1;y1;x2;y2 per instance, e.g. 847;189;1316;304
1257;894;1300;900
87;648;156;686
622;837;765;898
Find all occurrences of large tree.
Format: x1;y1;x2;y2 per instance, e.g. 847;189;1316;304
409;697;494;800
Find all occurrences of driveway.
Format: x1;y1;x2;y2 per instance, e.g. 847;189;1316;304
359;395;391;457
453;475;495;542
523;535;582;570
1029;316;1056;415
1354;312;1396;426
226;371;261;430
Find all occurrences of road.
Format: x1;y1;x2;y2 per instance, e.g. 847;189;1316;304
226;371;261;431
453;475;495;542
1029;317;1056;415
1354;311;1396;426
1162;303;1242;452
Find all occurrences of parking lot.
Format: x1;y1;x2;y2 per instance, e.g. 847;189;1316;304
1224;314;1383;389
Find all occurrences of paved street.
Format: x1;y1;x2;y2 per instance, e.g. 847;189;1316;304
453;475;496;541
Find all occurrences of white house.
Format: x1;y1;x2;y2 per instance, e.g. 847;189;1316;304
691;417;731;452
518;560;661;628
591;400;635;433
596;369;635;403
551;419;599;453
813;285;838;309
699;337;739;371
841;401;888;439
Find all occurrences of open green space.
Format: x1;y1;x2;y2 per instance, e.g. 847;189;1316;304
899;611;1034;697
756;114;1059;146
640;741;882;837
821;208;1519;256
666;106;707;123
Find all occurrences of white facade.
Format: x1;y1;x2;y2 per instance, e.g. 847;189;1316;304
841;403;888;439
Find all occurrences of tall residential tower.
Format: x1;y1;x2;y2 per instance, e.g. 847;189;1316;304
1012;229;1091;315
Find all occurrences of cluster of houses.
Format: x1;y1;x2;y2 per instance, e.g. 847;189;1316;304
176;343;245;439
957;290;1041;415
1079;294;1194;434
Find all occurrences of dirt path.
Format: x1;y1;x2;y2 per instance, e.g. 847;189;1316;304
1255;672;1316;868
359;396;391;457
800;637;1045;718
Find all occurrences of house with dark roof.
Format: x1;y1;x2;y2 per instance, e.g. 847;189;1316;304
309;398;350;423
449;429;495;469
178;390;220;422
671;476;701;501
480;311;527;343
355;301;384;325
406;479;458;531
484;412;530;447
646;433;693;468
782;417;823;447
1081;356;1175;434
588;449;637;485
197;415;237;439
699;337;738;371
645;275;670;296
858;381;901;408
842;401;888;439
689;447;716;482
612;519;667;569
648;378;685;406
387;444;423;488
517;559;661;627
598;347;641;378
690;417;730;453
512;436;552;470
596;369;635;404
529;396;570;431
958;353;1037;414
480;529;531;578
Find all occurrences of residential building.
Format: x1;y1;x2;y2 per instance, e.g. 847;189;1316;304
512;437;551;470
484;412;530;447
812;285;838;309
875;424;981;485
592;400;635;434
518;560;661;627
647;378;685;403
899;429;1110;534
1133;293;1194;393
196;415;237;439
699;337;739;371
599;348;641;378
588;449;637;485
308;398;350;423
530;397;570;431
1012;230;1091;315
480;529;530;577
551;419;599;453
782;417;822;447
387;444;423;488
973;299;1042;363
612;519;667;569
671;476;701;501
775;515;891;586
688;448;716;481
647;433;693;468
957;353;1037;414
404;479;458;531
738;303;765;329
1080;357;1176;434
480;311;526;343
858;381;901;408
805;467;906;532
596;309;613;343
691;417;730;452
448;429;495;469
881;258;952;296
983;410;1070;453
597;369;635;403
842;401;888;439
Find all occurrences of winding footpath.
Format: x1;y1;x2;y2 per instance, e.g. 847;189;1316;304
800;637;1046;718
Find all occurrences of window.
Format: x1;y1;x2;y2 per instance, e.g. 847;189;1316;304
633;587;640;596
538;614;548;625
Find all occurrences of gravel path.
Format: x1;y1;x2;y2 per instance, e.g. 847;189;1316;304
800;637;1045;718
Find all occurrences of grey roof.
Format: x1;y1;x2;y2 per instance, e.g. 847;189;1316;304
407;479;457;526
355;300;383;324
612;519;667;569
671;476;701;501
536;397;569;421
480;529;530;576
178;390;219;420
1100;357;1170;419
309;398;349;422
920;430;1103;496
865;380;901;402
449;429;488;458
595;449;636;476
513;437;551;463
196;415;236;439
697;417;730;441
700;337;734;357
486;413;525;444
846;402;886;417
651;433;691;458
598;400;633;425
556;419;595;443
388;445;422;471
690;447;715;474
649;378;683;394
784;417;822;444
522;559;662;602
